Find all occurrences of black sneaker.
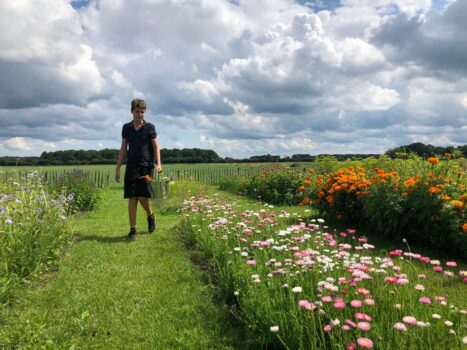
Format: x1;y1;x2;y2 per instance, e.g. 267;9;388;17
128;228;136;241
147;213;156;233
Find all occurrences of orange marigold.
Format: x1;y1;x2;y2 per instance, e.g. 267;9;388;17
298;185;305;191
444;153;452;159
303;197;310;204
441;195;451;201
428;157;439;165
463;223;467;233
428;186;441;194
450;200;463;209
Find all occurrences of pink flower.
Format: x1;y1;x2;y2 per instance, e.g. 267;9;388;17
434;296;446;302
298;299;315;311
393;322;407;332
357;322;371;331
419;297;431;304
402;316;417;325
418;274;426;279
346;319;357;328
355;313;372;322
357;288;370;296
246;260;256;265
364;299;375;306
334;301;346;309
322;295;332;303
433;266;443;272
346;343;357;350
324;324;332;332
357;337;373;348
446;261;457;267
350;300;363;308
385;277;398;284
342;325;351;331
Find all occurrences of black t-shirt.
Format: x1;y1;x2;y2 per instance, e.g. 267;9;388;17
122;121;157;167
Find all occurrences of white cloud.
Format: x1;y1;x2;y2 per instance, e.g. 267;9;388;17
0;0;465;158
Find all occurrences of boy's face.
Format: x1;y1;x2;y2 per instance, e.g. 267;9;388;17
132;108;145;122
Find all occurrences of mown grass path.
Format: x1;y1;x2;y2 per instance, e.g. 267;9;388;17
0;186;241;349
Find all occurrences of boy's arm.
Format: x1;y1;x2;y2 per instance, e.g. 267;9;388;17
115;139;128;182
152;137;162;173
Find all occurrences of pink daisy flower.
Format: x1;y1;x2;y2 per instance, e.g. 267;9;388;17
357;337;373;348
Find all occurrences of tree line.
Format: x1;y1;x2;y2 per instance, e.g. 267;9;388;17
0;143;465;166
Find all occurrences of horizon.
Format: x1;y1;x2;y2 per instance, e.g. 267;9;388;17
1;0;466;157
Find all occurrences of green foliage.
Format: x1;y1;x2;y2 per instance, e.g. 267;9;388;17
50;169;100;213
0;173;72;303
220;167;304;205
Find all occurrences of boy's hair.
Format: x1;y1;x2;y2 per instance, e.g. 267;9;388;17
131;98;147;111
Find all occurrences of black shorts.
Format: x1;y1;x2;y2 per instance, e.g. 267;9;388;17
124;165;154;199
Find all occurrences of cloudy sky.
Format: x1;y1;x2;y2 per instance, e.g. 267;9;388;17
0;0;466;158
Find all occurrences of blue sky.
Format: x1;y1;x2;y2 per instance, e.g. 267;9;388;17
0;0;465;157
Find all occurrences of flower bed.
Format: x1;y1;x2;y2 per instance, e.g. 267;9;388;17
181;194;466;349
0;171;73;302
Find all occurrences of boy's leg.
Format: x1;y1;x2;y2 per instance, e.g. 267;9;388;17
138;197;153;216
128;197;138;228
139;197;156;232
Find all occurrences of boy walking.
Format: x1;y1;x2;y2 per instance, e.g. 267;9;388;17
115;99;162;240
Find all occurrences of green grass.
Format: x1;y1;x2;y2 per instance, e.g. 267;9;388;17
0;181;244;349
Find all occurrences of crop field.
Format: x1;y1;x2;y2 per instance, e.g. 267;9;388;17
0;156;465;349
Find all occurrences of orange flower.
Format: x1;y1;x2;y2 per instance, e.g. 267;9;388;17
404;178;416;187
441;195;451;201
463;223;467;233
428;186;441;194
444;153;452;159
305;180;311;186
298;185;305;191
427;157;439;165
450;200;463;209
303;197;310;204
138;174;155;183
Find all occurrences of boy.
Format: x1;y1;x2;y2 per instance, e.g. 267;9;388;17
115;99;162;240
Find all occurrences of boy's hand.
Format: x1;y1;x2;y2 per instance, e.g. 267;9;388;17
156;165;163;173
115;169;121;182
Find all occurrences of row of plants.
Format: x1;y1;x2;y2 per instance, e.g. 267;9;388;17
180;194;466;349
219;155;466;258
0;170;100;303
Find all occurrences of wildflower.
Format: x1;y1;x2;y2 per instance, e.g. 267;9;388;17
450;200;463;209
298;299;315;311
324;324;332;332
292;286;303;293
350;300;363;308
322;295;332;303
234;291;239;296
428;157;439;165
357;322;371;331
394;304;401;310
415;284;425;291
432;314;441;319
433;266;443;272
446;261;457;267
463;223;467;233
463;336;467;345
357;288;370;296
246;260;256;265
357;338;373;348
444;320;453;327
394;323;407;332
418;274;426;279
270;326;279;333
355;313;372;322
402;316;417;325
5;218;13;225
416;321;430;327
364;299;375;306
419;297;431;304
334;301;346;309
346;343;357;350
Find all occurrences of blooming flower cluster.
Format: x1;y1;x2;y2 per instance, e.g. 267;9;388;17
181;194;466;349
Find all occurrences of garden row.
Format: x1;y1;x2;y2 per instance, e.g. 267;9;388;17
219;155;467;259
0;170;100;303
180;194;466;349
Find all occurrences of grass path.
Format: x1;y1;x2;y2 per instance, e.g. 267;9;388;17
0;185;242;349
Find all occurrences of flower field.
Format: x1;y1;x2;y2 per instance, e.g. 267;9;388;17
221;155;467;258
180;194;466;349
0;171;81;303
